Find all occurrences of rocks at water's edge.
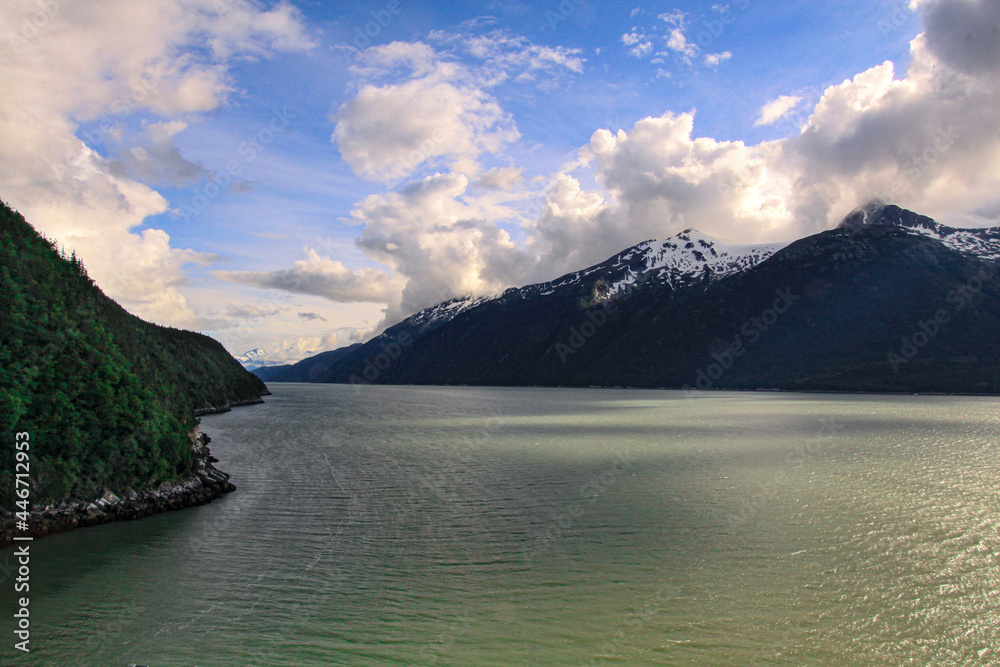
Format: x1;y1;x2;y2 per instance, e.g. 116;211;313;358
192;395;267;416
0;425;235;549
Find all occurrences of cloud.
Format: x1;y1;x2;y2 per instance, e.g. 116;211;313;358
226;304;283;319
332;41;526;181
478;167;524;189
460;32;585;77
105;120;205;186
755;95;804;126
919;0;1000;75
348;41;439;78
665;29;699;61
704;51;732;67
0;0;314;327
348;171;534;322
215;248;403;303
621;32;653;58
298;312;327;322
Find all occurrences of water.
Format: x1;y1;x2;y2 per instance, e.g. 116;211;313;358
2;385;999;665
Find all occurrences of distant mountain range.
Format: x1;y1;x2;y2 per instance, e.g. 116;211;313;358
236;348;288;371
255;203;1000;394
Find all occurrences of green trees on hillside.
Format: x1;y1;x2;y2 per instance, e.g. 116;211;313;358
0;200;266;507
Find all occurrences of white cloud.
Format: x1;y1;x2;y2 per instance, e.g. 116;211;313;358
333;76;518;181
0;0;314;327
621;32;653;58
755;95;804;126
349;41;439;78
665;29;699;61
658;11;687;27
347;171;534;323
215;248;403;303
704;51;732;67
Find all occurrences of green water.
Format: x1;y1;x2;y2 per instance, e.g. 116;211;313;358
2;385;999;665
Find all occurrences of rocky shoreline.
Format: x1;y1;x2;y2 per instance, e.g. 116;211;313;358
0;425;235;549
193;394;268;416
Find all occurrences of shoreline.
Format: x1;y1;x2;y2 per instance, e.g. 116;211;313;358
0;401;259;550
193;395;267;416
260;380;1000;398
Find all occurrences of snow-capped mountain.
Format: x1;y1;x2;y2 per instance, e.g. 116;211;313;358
840;201;1000;262
256;203;1000;393
526;230;786;297
237;348;268;363
396;229;786;333
236;348;286;371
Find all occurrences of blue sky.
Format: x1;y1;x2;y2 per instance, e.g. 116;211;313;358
2;0;997;362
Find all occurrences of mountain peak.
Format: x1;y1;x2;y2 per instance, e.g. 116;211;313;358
836;201;1000;262
839;200;898;228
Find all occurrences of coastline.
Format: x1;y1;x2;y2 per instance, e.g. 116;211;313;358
193;395;268;416
0;413;250;550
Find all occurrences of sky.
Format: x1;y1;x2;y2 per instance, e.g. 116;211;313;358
2;0;999;363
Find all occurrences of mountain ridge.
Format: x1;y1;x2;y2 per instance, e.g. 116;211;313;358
257;203;1000;393
0;199;268;514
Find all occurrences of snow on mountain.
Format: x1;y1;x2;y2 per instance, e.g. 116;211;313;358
393;230;786;334
236;348;288;371
840;201;1000;262
237;348;268;363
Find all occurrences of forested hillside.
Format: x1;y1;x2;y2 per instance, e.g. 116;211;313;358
0;200;267;506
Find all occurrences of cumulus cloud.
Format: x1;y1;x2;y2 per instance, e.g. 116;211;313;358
704;51;732;67
347;172;533;322
755;95;804;126
332;39;555;181
665;28;699;61
332;76;518;181
215;248;403;304
622;32;653;58
0;0;314;327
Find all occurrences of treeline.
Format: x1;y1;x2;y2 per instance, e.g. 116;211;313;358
0;200;266;506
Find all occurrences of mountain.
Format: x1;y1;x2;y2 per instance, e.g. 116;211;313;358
254;230;785;384
237;348;268;364
260;203;1000;394
0;200;268;508
236;347;287;371
254;343;364;382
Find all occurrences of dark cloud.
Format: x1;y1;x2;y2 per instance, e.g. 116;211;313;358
922;0;1000;75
